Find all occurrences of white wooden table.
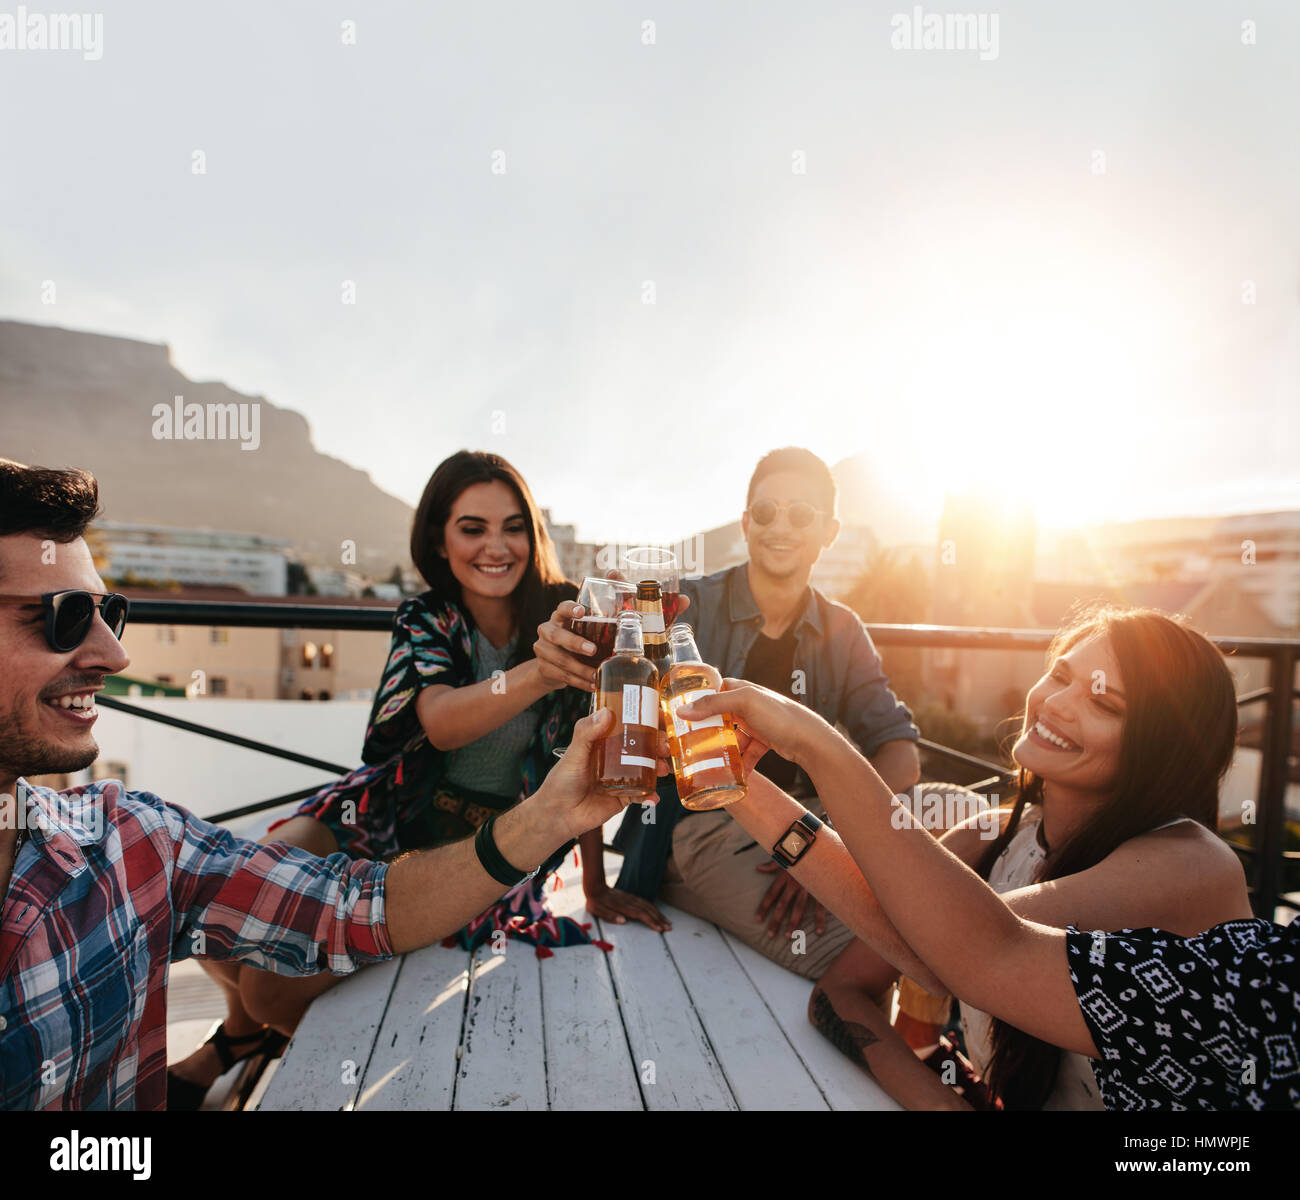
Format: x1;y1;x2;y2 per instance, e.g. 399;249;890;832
252;842;900;1112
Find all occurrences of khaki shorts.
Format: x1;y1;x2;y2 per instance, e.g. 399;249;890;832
660;783;990;984
661;803;856;981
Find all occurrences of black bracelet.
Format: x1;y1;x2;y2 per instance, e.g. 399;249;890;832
474;816;537;888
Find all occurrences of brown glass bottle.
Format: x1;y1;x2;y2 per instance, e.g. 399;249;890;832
634;580;670;681
593;610;660;800
660;622;747;811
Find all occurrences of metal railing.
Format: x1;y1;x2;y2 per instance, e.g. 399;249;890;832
112;599;1299;919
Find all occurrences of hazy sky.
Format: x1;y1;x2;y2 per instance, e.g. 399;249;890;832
2;1;1297;544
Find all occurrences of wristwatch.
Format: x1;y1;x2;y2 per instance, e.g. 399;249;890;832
474;816;541;888
771;812;823;869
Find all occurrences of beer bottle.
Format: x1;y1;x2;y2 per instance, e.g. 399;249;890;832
593;610;660;800
660;622;747;811
634;580;670;679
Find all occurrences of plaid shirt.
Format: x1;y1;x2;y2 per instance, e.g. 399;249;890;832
1;779;393;1111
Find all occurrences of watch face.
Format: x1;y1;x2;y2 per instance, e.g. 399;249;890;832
782;831;807;856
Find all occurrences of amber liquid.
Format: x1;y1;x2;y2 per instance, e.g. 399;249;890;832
661;663;747;810
565;615;619;670
594;651;660;799
635;590;671;684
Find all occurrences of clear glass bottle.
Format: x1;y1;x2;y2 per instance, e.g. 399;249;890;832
593;610;660;800
660;622;747;811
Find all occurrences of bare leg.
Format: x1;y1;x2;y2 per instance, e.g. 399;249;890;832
811;939;970;1111
169;817;341;1086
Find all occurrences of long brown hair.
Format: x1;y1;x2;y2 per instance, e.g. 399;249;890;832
409;451;570;665
975;604;1238;1109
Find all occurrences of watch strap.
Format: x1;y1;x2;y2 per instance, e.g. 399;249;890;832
474;815;539;888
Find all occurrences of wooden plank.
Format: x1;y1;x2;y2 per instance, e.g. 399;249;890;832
540;888;643;1111
454;943;547;1110
354;943;470;1111
598;914;735;1110
719;930;902;1111
256;956;400;1111
243;1056;280;1111
662;906;828;1110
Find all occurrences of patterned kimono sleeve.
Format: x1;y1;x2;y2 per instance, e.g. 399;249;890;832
361;596;466;765
1064;921;1289;1111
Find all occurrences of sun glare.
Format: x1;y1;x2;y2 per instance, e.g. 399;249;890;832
826;258;1170;533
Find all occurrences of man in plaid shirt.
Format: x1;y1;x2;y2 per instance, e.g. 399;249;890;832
0;459;630;1110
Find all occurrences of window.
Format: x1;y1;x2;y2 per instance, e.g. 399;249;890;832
318;690;332;701
158;626;176;644
301;641;317;668
210;676;228;696
155;675;173;686
321;642;334;669
210;628;229;645
300;689;314;701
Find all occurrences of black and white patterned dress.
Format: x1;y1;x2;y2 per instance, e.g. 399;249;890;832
1066;917;1300;1110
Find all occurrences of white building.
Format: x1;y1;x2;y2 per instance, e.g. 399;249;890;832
544;508;600;584
811;523;880;601
307;566;369;598
98;521;289;595
1210;511;1300;629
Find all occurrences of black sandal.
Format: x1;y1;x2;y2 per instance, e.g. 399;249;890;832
166;1024;287;1111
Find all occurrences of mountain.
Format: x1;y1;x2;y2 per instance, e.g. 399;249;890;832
0;320;414;576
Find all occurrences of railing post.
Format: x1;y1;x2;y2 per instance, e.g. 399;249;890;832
1253;646;1295;919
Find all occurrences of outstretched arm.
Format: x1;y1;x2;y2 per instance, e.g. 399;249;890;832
678;682;1099;1057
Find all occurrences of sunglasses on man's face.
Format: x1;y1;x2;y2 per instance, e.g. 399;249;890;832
746;499;825;529
0;590;130;652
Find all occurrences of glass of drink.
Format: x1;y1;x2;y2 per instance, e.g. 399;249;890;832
566;577;636;671
553;577;636;759
623;548;683;626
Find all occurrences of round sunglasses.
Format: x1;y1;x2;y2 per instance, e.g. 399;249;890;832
746;499;826;529
0;590;130;652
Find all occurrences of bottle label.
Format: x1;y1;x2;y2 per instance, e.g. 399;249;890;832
622;684;659;729
638;611;665;634
682;757;727;778
669;688;723;737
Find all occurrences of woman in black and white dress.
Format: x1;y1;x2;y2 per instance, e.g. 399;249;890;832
675;605;1276;1109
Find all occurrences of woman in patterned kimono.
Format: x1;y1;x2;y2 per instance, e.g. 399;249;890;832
672;605;1258;1109
167;450;634;1108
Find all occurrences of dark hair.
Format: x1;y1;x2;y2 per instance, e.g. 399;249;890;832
0;460;101;576
746;447;837;516
409;451;569;664
976;604;1238;1109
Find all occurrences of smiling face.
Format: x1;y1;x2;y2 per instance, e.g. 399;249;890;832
0;534;130;790
1011;632;1126;799
742;469;840;583
438;480;532;602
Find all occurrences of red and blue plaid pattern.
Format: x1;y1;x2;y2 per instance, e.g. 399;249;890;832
0;779;392;1110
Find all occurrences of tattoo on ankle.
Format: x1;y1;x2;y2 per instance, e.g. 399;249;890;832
811;988;879;1075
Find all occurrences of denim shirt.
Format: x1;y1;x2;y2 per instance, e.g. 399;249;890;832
613;563;919;899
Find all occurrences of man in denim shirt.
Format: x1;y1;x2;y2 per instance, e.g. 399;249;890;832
539;449;920;985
